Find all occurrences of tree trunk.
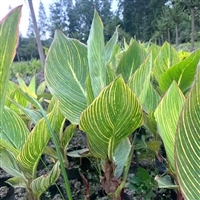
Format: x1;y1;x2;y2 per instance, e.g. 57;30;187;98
28;0;45;68
191;7;195;51
175;23;179;46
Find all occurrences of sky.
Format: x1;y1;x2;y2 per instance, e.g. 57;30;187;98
0;0;117;37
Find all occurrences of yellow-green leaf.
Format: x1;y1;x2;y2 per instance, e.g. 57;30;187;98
153;42;180;83
175;67;200;199
0;148;25;179
17;101;60;179
87;10;106;98
30;162;60;198
0;6;21;109
1;107;29;150
117;40;147;82
80;76;143;158
45;31;88;124
128;53;160;113
159;49;200;93
154;82;185;171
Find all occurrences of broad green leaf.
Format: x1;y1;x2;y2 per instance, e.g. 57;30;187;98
105;27;118;63
80;76;143;158
0;6;21;110
175;67;200;200
87;10;106;98
45;31;88;124
113;138;131;178
159;49;200;93
154;82;185;171
0;148;25;179
17;101;60;179
117;40;147;82
153;42;180;83
6;177;27;188
128;53;160;113
30;162;60;198
1;107;29;150
154;175;178;189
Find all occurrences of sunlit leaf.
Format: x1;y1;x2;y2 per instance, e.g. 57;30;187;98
17;101;60;179
153;42;180;83
154;82;185;171
1;107;29;150
128;53;160;113
0;6;21;110
159;49;200;93
175;67;200;200
87;10;106;98
80;76;143;158
117;40;147;82
45;31;88;124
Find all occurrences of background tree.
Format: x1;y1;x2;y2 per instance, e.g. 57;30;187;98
173;0;200;50
38;0;48;40
27;12;35;37
118;0;168;41
49;0;68;38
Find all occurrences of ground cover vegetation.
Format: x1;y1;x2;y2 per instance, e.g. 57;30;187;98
1;5;200;200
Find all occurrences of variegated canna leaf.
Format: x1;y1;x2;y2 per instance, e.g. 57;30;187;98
17;101;61;179
154;81;185;171
45;31;88;124
30;162;60;198
87;10;106;98
80;76;143;158
175;67;200;200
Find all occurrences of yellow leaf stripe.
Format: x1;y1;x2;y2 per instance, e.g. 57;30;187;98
45;31;88;124
154;81;185;171
175;68;200;199
80;76;143;158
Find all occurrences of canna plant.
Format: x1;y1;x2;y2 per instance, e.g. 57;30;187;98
0;7;69;200
45;8;200;200
45;10;143;199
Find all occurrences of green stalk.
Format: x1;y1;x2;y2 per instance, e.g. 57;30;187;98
31;98;73;200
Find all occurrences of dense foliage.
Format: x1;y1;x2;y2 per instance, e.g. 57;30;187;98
1;6;200;200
